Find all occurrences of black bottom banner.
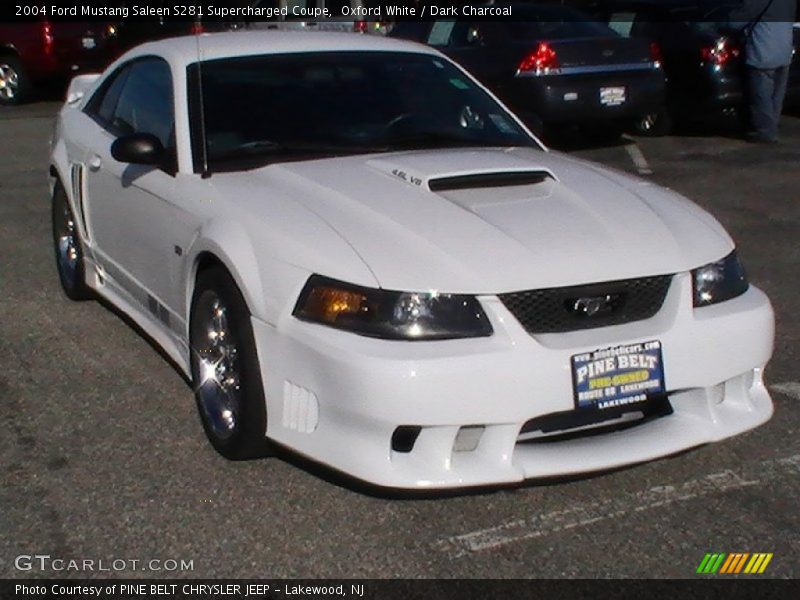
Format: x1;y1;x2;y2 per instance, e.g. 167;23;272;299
2;579;799;600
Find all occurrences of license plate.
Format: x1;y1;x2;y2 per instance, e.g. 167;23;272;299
600;86;626;106
571;340;665;410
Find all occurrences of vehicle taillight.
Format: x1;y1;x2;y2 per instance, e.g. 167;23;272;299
701;38;740;66
191;21;205;35
42;20;54;55
518;42;560;75
354;20;368;34
649;42;663;68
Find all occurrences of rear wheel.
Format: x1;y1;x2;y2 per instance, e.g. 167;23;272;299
51;183;92;300
190;266;271;460
0;55;31;106
633;109;672;137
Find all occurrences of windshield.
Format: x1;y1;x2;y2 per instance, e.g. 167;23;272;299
188;51;539;173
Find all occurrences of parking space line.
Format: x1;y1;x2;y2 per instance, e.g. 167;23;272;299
623;138;653;175
771;382;800;401
435;454;800;559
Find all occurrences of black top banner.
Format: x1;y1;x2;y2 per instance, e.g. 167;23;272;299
1;1;798;23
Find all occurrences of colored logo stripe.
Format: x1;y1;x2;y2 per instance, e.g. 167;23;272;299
744;553;773;574
698;553;773;574
720;553;749;573
697;553;726;574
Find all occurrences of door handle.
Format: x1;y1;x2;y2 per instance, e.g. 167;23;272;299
87;155;102;171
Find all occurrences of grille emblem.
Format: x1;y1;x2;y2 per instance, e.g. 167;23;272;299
570;294;620;317
498;275;672;334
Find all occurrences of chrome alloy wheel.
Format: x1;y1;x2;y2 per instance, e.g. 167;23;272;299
194;293;242;440
639;113;659;132
54;197;81;281
0;63;20;101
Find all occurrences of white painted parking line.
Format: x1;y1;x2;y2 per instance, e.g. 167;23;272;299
771;382;800;401
435;454;800;559
624;140;654;175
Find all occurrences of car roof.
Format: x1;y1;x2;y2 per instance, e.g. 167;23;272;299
122;30;439;66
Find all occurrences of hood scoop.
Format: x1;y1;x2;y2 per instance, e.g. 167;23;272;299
366;149;556;192
428;170;554;192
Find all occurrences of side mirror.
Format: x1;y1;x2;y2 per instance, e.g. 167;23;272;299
111;133;165;166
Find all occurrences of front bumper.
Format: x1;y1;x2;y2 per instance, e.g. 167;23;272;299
253;274;774;490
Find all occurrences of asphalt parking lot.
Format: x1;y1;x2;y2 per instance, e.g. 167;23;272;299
1;101;798;580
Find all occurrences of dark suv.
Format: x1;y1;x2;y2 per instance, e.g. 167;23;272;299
0;20;117;105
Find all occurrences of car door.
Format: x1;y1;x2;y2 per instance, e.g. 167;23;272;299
80;57;192;334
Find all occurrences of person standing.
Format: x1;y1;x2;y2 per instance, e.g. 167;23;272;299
730;0;797;142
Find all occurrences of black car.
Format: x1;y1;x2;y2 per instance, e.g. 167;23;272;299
390;3;666;139
589;0;800;135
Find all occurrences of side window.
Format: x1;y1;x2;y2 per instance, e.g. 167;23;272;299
111;58;174;149
427;21;457;46
85;65;132;125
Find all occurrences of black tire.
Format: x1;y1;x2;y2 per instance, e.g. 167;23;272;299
0;55;32;106
190;266;271;460
51;182;92;301
632;109;672;137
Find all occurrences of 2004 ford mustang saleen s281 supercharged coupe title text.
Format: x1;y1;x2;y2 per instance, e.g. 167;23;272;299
49;32;774;490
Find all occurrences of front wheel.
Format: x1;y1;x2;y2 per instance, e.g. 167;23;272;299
190;266;271;460
51;183;92;300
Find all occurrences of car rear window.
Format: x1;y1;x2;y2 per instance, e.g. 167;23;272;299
502;19;620;40
507;5;620;40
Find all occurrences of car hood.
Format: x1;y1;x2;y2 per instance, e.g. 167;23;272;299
227;147;733;294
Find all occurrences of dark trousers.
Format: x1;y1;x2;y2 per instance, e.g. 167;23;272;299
746;65;790;140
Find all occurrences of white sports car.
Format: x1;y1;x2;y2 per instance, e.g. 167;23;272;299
50;32;774;490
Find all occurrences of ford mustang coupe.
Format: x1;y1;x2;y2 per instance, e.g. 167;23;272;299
50;31;774;490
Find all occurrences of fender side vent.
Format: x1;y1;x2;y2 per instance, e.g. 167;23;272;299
282;381;319;434
428;171;553;192
70;163;90;241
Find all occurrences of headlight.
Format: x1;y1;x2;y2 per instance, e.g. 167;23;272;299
293;275;493;340
692;251;748;307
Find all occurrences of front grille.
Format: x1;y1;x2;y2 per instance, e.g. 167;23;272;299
498;274;673;334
